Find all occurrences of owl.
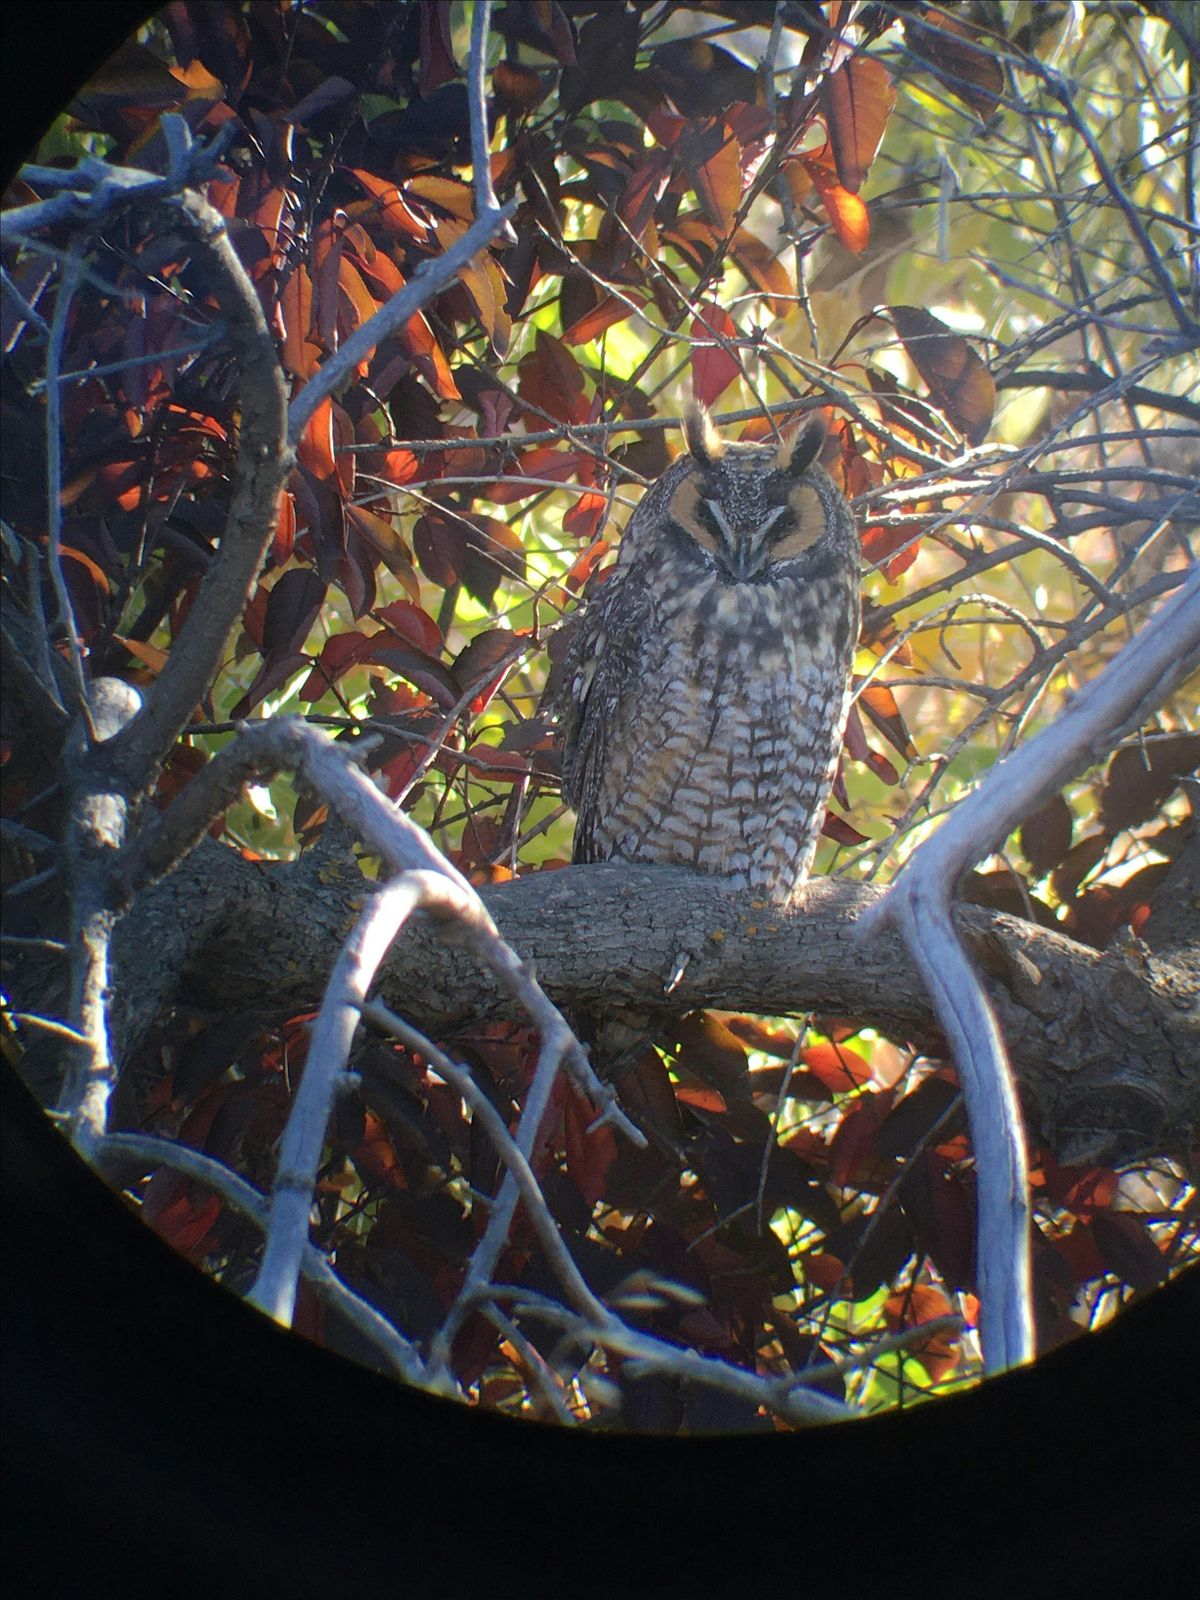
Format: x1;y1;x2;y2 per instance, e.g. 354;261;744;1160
557;403;861;905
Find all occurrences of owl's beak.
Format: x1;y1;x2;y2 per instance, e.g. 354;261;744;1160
705;500;783;581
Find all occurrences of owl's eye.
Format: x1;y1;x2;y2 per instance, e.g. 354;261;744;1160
668;475;721;556
768;484;826;561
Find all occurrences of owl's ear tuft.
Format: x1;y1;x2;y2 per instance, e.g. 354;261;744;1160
777;415;827;477
683;401;725;467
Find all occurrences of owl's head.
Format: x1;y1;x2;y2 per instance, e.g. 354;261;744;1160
639;402;852;584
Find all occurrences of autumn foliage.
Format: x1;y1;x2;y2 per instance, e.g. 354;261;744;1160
2;1;1196;1430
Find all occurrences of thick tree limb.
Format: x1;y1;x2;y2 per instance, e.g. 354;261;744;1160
103;845;1198;1168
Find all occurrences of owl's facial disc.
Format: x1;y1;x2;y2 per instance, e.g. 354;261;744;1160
669;473;825;581
769;484;826;562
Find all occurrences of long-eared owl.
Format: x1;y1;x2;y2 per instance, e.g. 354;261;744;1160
557;404;861;904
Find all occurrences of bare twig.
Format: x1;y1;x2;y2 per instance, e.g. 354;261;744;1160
43;249;91;716
248;871;450;1324
360;1002;612;1327
467;0;515;246
96;1131;422;1382
860;562;1200;1372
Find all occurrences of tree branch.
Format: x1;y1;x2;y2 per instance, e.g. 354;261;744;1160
95;1131;423;1383
248;872;443;1326
101;845;1199;1169
861;561;1200;1373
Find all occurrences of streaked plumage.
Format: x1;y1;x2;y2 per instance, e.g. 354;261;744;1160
557;403;861;906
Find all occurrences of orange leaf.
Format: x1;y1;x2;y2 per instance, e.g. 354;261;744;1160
432;216;511;351
561;292;638;346
563;1086;618;1208
338;255;382;330
803;158;870;253
404;174;475;222
684;120;742;235
346;168;430;242
904;11;1003;120
271;491;296;566
113;634;168;673
730;226;793;315
858;681;917;759
800;1040;873;1091
348;241;406;298
884;1285;962;1383
381;448;420;483
279;264;317;378
58;545;111;593
297;395;335;480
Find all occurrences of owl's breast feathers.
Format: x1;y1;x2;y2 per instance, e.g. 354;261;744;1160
559;549;859;901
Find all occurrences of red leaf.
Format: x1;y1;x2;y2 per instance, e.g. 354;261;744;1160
414;512;468;587
453;628;523;709
690;300;741;407
299;630;373;701
261;568;326;656
1099;734;1200;832
347;1110;406;1191
367;646;460;708
1091;1212;1168;1292
861;519;923;580
418;0;458;93
561;291;640;346
563;1085;617;1208
1038;1157;1118;1221
374;599;442;654
618;149;674;240
562;489;608;542
830;1092;894;1188
1020;793;1073;877
142;1179;222;1258
820;811;869;847
518;330;587;422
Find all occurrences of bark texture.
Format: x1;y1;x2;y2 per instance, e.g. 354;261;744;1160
96;836;1199;1167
